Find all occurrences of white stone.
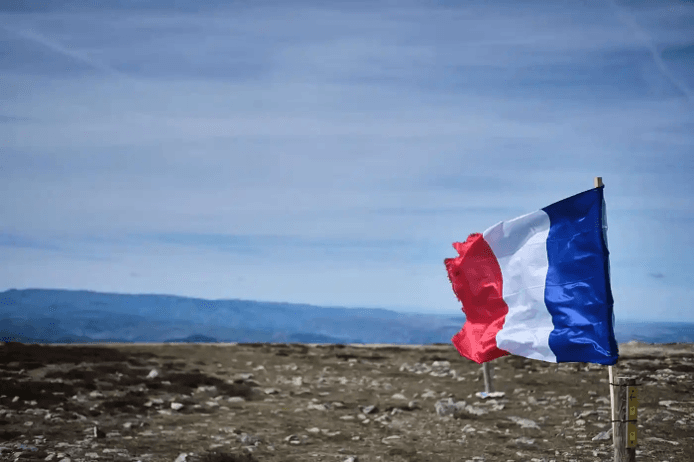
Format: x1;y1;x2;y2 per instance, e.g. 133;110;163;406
381;435;401;444
362;405;377;414
644;437;679;446
508;416;540;429
513;437;536;446
435;398;461;417
592;428;612;441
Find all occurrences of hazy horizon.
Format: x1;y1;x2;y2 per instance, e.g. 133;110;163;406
3;286;692;325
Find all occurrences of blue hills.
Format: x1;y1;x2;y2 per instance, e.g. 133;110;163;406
0;288;464;345
1;288;692;345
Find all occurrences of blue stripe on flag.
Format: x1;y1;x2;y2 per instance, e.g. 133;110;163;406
542;186;618;364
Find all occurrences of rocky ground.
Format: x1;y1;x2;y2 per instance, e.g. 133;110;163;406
0;340;692;462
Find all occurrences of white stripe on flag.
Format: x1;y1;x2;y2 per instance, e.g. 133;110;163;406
483;210;557;362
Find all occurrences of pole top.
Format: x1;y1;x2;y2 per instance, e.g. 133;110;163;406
594;177;603;188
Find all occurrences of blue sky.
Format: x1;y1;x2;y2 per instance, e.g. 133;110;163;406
1;0;693;322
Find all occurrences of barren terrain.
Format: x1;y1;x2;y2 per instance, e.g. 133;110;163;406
1;341;693;462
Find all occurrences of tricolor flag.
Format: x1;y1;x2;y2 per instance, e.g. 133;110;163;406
444;185;618;365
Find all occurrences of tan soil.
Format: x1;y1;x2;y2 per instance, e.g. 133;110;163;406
1;341;692;462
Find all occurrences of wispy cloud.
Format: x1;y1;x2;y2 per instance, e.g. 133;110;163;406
0;24;126;78
0;233;61;251
0;115;33;123
607;0;693;103
141;232;436;264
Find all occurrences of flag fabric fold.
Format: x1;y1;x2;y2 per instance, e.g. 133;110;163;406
444;185;618;365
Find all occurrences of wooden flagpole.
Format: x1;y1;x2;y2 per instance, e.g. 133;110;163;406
609;363;616;440
482;361;494;393
594;176;619;456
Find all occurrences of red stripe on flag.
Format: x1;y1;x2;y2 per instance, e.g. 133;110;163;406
445;233;510;364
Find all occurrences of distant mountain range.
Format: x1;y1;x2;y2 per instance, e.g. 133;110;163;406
1;289;692;345
0;289;465;345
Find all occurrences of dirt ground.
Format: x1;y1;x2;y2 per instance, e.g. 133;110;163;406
1;340;693;462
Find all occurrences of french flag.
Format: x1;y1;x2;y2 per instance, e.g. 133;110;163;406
444;185;618;365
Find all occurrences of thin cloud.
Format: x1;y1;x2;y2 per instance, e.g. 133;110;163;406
0;115;33;122
0;24;127;78
0;233;61;251
607;0;693;103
